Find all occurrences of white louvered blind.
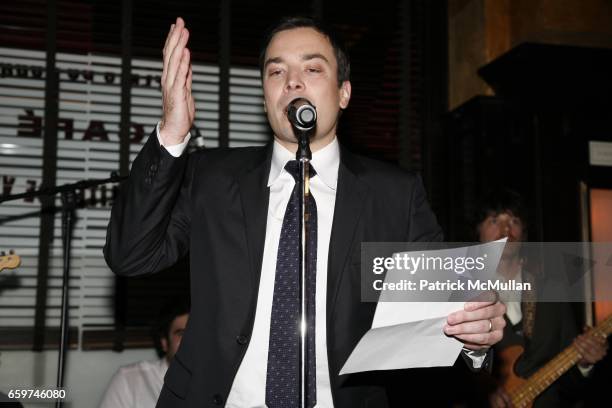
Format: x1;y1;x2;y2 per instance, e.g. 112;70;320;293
0;47;47;329
0;46;267;341
229;67;269;147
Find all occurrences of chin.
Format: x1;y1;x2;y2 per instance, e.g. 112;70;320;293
274;133;298;145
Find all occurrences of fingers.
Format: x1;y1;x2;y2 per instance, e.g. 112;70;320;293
464;300;495;311
162;17;184;84
455;329;503;349
579;330;608;350
447;301;506;325
446;301;506;348
158;17;195;144
163;22;176;58
165;28;190;89
174;48;191;90
575;331;609;365
445;316;505;336
186;65;193;93
163;17;185;69
186;65;195;122
465;290;499;309
465;301;493;311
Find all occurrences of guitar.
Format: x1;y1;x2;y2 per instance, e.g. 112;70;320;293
497;314;612;407
0;251;21;272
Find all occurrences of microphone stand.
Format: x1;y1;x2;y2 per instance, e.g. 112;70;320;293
0;172;127;408
294;126;314;408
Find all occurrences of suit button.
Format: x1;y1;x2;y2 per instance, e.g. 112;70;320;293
150;163;158;172
236;334;248;345
144;176;151;184
212;394;224;405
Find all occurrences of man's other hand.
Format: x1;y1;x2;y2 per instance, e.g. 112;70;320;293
444;296;506;350
160;17;195;146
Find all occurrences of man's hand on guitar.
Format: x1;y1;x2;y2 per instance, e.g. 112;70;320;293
444;296;506;350
159;17;195;146
575;327;608;368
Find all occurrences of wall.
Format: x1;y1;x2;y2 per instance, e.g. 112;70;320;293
448;0;612;109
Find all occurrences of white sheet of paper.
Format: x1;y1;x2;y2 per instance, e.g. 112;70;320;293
371;301;463;328
339;305;464;375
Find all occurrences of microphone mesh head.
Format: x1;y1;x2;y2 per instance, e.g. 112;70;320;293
299;108;315;124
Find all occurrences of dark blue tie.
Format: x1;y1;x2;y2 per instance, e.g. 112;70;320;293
266;160;317;408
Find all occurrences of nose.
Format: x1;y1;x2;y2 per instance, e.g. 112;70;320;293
497;219;511;239
285;70;304;92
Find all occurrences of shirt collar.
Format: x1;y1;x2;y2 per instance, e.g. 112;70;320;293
268;137;340;191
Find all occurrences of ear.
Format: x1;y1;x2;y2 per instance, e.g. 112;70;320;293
160;337;168;354
476;222;484;241
339;81;351;109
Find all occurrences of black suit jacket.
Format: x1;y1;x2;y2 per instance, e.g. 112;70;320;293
104;133;444;407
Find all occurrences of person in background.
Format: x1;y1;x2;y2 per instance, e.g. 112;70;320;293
99;298;189;408
475;189;608;408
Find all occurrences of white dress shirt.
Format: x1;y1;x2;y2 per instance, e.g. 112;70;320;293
99;359;168;408
496;269;523;326
225;139;338;407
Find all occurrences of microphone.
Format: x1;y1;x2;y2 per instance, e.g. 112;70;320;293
287;98;317;132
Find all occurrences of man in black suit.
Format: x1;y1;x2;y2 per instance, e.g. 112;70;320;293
105;16;507;407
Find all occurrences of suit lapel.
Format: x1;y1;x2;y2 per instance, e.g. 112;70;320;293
238;145;273;293
327;147;368;320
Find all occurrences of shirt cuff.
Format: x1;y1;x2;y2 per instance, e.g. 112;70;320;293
462;347;488;369
156;122;191;157
578;363;594;377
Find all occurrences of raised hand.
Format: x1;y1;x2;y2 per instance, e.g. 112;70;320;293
160;17;195;146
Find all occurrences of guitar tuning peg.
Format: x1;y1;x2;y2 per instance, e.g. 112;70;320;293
9;250;14;255
1;251;5;256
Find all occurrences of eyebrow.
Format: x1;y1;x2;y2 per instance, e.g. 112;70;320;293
302;53;329;64
263;53;330;70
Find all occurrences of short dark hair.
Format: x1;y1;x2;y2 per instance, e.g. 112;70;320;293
259;16;351;86
152;296;190;357
475;188;529;236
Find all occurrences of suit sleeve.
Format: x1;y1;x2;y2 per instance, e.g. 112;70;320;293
405;173;444;242
103;131;194;276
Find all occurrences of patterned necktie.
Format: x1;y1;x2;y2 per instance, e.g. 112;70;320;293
266;160;317;408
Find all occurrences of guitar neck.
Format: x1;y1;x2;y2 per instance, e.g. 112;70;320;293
510;317;612;407
509;343;580;406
